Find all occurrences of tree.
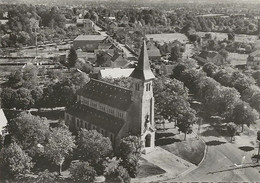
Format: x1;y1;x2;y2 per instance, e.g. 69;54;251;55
170;45;182;61
67;47;78;68
104;157;130;183
118;136;141;178
7;112;49;156
31;86;43;109
1;87;16;108
203;62;218;77
7;70;23;89
44;127;76;175
96;51;111;66
119;136;142;159
13;88;35;110
35;169;56;183
232;101;258;132
22;64;38;89
76;129;112;174
0;142;33;179
75;59;93;74
226;122;236;142
176;110;197;140
69;162;96;183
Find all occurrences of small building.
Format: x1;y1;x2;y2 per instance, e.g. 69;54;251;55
0;108;8;136
73;35;108;52
247;50;260;69
76;19;95;31
120;15;129;25
146;38;161;61
98;68;134;79
195;50;225;66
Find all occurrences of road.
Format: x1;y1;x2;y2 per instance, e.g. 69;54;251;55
173;129;260;182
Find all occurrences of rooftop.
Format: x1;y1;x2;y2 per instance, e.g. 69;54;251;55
74;35;107;41
66;104;125;134
76;79;132;111
99;68;134;79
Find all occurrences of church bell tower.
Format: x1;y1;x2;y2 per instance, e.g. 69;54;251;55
130;40;156;151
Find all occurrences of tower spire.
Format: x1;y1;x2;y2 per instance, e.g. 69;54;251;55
130;40;155;80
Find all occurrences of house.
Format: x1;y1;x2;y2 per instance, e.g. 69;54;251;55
73;35;108;52
98;68;134;79
65;40;156;151
247;50;260;69
146;38;161;61
0;108;8;136
120;15;129;25
194;50;225;66
76;19;95;31
110;53;129;68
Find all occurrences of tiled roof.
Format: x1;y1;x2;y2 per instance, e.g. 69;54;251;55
74;35;107;41
76;79;132;111
198;50;219;59
66;104;125;134
250;50;260;57
99;68;134;78
147;49;161;57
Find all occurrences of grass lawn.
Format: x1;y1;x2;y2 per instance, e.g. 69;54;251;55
161;138;205;165
137;157;166;178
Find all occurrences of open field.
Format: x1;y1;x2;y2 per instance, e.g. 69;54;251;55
197;32;258;43
146;33;188;44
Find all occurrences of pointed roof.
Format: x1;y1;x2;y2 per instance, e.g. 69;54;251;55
130;40;155;80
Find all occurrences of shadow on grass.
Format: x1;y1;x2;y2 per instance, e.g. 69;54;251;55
137;158;166;178
155;137;181;146
239;146;255;152
205;140;226;146
155;132;176;139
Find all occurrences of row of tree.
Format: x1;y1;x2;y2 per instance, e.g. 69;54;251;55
172;61;259;129
0;112;141;182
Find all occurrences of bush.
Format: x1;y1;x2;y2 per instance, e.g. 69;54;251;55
120;154;139;178
70;161;96;183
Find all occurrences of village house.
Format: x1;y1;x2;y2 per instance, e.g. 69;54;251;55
247;50;260;69
146;38;161;62
194;50;225;66
65;40;156;151
76;18;95;31
98;68;134;79
73;35;108;52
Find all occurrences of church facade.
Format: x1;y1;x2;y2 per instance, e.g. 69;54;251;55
65;40;156;151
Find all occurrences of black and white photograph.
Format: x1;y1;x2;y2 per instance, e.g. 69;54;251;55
0;0;260;182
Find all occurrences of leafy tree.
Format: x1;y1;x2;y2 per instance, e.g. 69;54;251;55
118;136;141;178
13;87;34;110
120;154;139;178
96;51;111;66
75;59;93;74
119;136;142;159
202;62;218;77
176;110;197;140
47;70;64;81
76;129;112;174
67;47;78;68
35;169;57;183
7;112;49;156
44;127;76;175
232;101;258;132
170;45;182;61
69;162;96;183
22;64;38;89
7;70;23;89
31;87;43;109
0;142;33;179
1;87;16;109
226;122;236;142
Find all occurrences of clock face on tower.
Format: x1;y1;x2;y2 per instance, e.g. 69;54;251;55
145;94;150;100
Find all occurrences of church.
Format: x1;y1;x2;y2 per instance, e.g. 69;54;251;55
65;40;156;151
